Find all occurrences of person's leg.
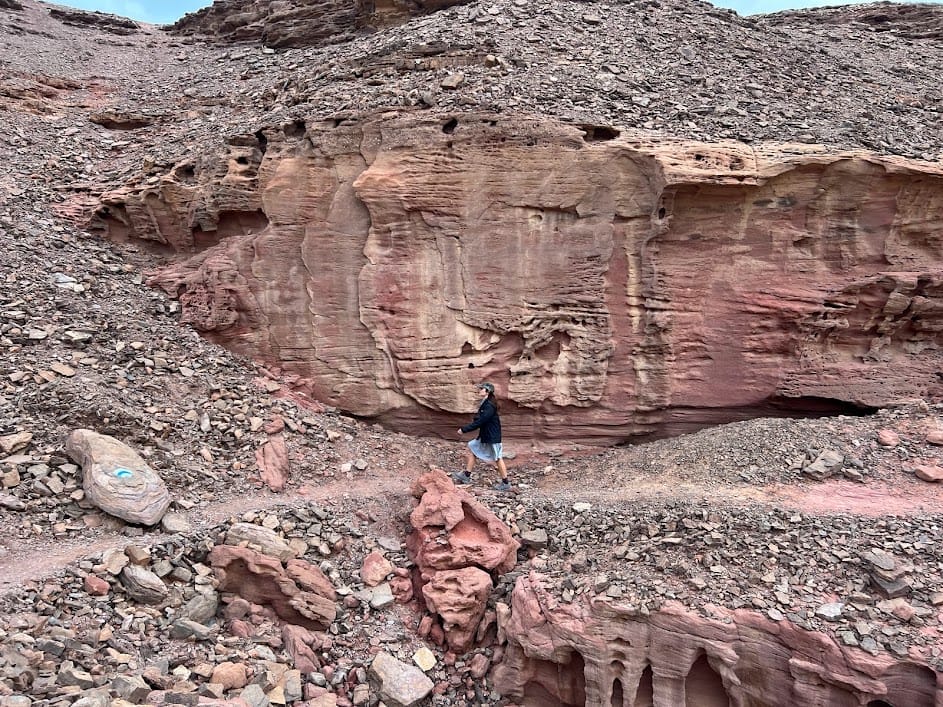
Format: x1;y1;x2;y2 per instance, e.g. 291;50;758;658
465;446;476;474
496;457;508;480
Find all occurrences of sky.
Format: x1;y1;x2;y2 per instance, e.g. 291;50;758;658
50;0;943;24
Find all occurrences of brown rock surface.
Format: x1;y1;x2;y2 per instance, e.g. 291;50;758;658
102;112;943;444
494;572;941;706
170;0;472;48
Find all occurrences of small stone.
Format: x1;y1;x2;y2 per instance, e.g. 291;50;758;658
877;429;900;446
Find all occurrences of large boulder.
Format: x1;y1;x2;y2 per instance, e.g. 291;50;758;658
406;470;519;651
65;429;171;526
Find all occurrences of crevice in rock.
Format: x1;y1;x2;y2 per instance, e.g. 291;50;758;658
191;209;269;252
634;665;654;706
521;649;586;707
684;653;729;707
578;124;620;142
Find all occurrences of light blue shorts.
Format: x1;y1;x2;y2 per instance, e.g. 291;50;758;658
469;439;503;462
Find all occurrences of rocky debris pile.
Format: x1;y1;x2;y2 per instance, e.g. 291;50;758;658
483;493;943;667
158;0;943;161
0;496;517;706
170;0;473;48
3;475;942;706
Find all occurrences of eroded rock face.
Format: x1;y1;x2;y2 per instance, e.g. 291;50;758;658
406;470;519;651
93;111;943;444
170;0;471;48
494;573;941;707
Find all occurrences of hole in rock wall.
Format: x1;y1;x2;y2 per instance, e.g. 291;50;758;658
578;124;621;141
442;117;458;134
611;678;624;707
685;654;730;707
283;119;306;138
255;130;268;155
521;650;587;707
879;661;936;707
635;666;654;707
867;701;894;707
191;209;269;251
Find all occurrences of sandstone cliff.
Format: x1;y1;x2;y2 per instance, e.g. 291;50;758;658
92;111;943;443
494;573;941;706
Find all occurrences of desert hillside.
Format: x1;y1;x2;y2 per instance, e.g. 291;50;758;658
1;1;943;706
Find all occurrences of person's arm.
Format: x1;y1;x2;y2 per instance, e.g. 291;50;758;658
461;402;495;433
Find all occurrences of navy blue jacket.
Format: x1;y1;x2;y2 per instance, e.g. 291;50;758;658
462;398;502;444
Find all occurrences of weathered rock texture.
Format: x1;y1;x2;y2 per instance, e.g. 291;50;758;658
764;1;943;40
93;111;943;443
208;545;337;630
406;470;519;651
171;0;471;48
494;573;941;707
65;428;171;525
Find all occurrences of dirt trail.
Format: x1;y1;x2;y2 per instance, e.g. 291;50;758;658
5;468;941;594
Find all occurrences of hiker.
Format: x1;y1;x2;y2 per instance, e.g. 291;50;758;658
452;381;512;492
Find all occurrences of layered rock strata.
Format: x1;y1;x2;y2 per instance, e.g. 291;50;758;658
493;573;941;707
406;470;519;652
93;111;943;443
171;0;471;48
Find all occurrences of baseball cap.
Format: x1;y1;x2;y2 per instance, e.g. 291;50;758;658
476;382;495;394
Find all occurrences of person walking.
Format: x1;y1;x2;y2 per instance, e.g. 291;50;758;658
452;382;512;491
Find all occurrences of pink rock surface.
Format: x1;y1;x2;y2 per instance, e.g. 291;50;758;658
915;465;943;482
96;112;943;444
208;545;337;629
877;429;901;446
255;434;289;491
360;551;394;587
421;567;493;653
493;572;941;707
407;470;520;575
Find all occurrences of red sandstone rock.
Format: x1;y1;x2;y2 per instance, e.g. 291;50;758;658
926;429;943;445
83;574;109;596
421;567;493;653
405;470;519;652
914;465;943;482
360;551;394;587
255;434;289;492
877;429;901;446
407;470;519;575
494;572;941;706
282;624;321;673
210;661;248;690
208;545;337;629
100;112;943;444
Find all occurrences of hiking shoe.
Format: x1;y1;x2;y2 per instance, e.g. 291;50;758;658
492;480;512;492
451;471;472;485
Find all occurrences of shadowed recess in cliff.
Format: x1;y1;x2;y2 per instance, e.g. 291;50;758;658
521;649;586;707
684;653;729;707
